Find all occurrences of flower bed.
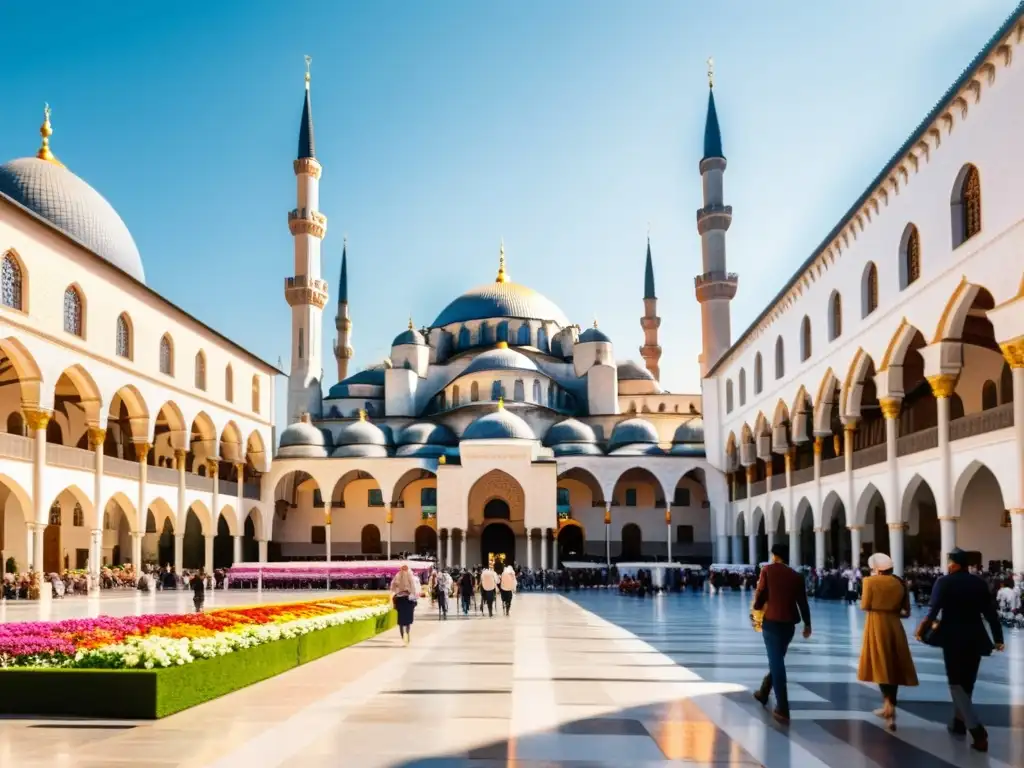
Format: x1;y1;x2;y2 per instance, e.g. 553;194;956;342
0;595;396;718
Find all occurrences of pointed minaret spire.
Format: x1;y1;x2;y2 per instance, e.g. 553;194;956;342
695;57;737;376
640;235;662;381
36;103;63;167
334;237;353;382
286;55;329;423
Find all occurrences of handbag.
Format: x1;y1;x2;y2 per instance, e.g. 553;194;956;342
750;600;765;632
916;617;942;647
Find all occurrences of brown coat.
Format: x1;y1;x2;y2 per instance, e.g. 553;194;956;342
857;575;919;686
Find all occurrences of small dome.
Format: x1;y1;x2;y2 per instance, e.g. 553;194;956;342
392;326;426;346
463;405;535;441
336;415;389;447
395;444;453;458
617;360;655;381
551;442;604;457
332;443;389;458
0;157;145;282
544;418;597;446
326;367;386;399
672;420;705;444
608;418;659;451
397;422;458;447
669;443;706;457
578;326;612;344
462;346;539;377
278;415;331;458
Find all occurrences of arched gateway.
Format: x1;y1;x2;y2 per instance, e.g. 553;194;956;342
468;469;526;568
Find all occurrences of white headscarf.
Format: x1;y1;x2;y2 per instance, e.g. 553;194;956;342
867;552;894;572
390;566;417;595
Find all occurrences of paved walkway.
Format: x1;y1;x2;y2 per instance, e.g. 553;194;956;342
1;591;1020;766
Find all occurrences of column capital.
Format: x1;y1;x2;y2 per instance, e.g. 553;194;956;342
23;408;51;431
385;508;394;524
813;436;823;455
879;398;902;420
926;373;958;399
205;457;219;476
765;463;773;478
324;511;332;525
87;426;106;449
936;515;958;522
1010;508;1024;515
847;525;864;532
814;527;827;533
999;336;1024;369
604;508;611;525
235;461;245;477
174;532;185;540
887;522;907;531
842;419;859;433
133;442;152;462
745;465;755;482
664;508;672;524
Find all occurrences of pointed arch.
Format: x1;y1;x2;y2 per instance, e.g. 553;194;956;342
159;334;174;376
194;350;207;390
771;399;790;428
950;163;981;247
63;284;85;338
1;249;25;311
899;224;921;289
861;262;878;318
224;364;234;403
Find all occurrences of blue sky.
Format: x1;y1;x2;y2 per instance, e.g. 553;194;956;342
1;0;1016;431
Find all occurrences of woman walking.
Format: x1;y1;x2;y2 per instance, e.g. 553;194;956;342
390;564;419;645
499;565;518;616
858;553;918;731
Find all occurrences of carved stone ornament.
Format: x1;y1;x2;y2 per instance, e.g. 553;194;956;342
87;426;106;449
879;398;902;420
926;373;958;399
1000;336;1024;369
22;408;51;432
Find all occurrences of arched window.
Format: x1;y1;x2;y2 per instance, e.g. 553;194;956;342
738;369;747;406
800;316;811;361
981;380;998;411
160;334;174;375
438;390;447;410
73;503;84;527
951;163;981;247
490;380;503;400
513;379;524;400
753;353;763;395
537;327;548;353
726;380;734;413
532;379;542;402
451;384;460;407
774;337;784;379
63;285;83;337
251;375;260;413
49;501;62;526
458;327;470;349
861;262;878;318
899;224;920;289
517;324;530;345
115;313;132;359
470;381;479;402
194;351;206;390
479;322;491;346
2;252;23;310
547;384;555;408
497;321;509;343
828;292;842;340
225;365;234;402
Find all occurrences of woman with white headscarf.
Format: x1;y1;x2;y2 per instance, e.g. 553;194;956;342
390;564;420;645
499;565;517;616
857;552;918;731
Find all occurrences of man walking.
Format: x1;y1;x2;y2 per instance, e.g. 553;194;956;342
479;563;498;618
752;544;811;725
435;569;452;620
458;569;474;616
916;548;1004;752
190;570;206;613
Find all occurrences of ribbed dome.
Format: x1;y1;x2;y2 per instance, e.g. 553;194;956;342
397;422;457;446
392;328;426;346
433;281;569;327
608;418;659;451
0;157;144;282
278;418;331;459
336;418;389;447
544;418;597;446
578;326;612;344
617;360;655;381
463;407;535;441
462;346;539;377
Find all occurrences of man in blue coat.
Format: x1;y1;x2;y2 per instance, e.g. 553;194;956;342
916;547;1004;753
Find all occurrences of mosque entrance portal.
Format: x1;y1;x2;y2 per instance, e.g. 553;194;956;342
481;522;515;569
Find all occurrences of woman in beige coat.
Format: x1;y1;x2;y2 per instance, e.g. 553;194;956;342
858;552;919;730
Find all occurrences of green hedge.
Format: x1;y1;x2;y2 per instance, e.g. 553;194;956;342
0;610;396;719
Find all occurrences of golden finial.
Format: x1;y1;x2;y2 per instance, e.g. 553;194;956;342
497;396;505;410
304;55;312;89
707;57;714;89
495;239;509;283
357;408;366;421
593;319;599;329
496;340;509;349
36;103;62;166
438;454;447;465
408;316;414;331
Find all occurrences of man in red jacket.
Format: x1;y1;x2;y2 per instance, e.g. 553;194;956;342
752;544;812;725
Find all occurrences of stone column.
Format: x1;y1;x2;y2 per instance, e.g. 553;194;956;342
385;505;393;559
540;529;548;570
1011;510;1024;584
207;457;220;550
551;530;557;569
175;448;187;538
814;527;826;570
136;443;151;553
24;409;49;572
730;534;743;564
235;461;245;536
88;426;106;583
999;344;1024;581
204;534;215;572
888;523;906;577
665;505;672;563
785;447;797;566
323;502;332;563
460;529;467;569
526;529;533;569
788;526;800;567
258;539;268;563
25;523;36;572
747;533;757;566
848;525;863;569
604;504;611;566
928;374;957;570
843;421;857;566
174;533;184;572
131;531;143;569
233;535;242;564
880;398;902;567
716;534;729;564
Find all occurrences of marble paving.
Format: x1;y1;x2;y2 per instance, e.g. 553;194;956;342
0;589;1020;767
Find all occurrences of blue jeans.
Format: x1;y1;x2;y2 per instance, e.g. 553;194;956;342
761;620;796;715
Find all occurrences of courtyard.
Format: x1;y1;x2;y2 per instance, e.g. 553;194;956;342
0;589;1019;767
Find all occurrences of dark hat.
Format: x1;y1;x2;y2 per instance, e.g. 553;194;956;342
948;547;969;566
770;543;790;562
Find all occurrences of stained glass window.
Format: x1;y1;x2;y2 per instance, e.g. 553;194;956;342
195;351;206;390
63;285;82;336
2;254;22;310
906;227;920;285
963;165;981;240
116;314;131;358
160;335;173;375
73;503;84;527
49;501;62;526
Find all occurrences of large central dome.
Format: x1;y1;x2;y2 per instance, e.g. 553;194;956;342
433;280;569;327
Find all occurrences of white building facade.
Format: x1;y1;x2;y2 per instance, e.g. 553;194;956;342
702;7;1024;579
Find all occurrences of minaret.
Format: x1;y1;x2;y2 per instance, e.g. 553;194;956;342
639;236;662;381
694;58;738;377
285;56;329;423
333;237;353;382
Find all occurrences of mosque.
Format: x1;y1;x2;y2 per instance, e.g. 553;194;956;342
2;4;1023;581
